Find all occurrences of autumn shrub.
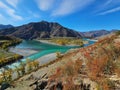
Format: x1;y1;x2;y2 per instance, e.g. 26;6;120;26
59;61;75;77
74;59;82;74
26;60;39;73
0;69;13;83
115;57;120;76
107;79;115;90
103;60;116;75
96;79;116;90
115;30;120;35
102;83;109;90
48;59;83;90
56;52;62;58
63;76;80;90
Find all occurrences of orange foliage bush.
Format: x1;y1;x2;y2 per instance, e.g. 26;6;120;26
63;76;80;90
87;56;108;79
74;59;82;74
49;59;83;90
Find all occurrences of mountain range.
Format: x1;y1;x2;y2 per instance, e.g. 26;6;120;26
0;21;81;40
0;21;119;39
80;29;118;38
0;24;13;30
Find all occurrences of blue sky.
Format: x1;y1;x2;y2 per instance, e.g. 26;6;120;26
0;0;120;31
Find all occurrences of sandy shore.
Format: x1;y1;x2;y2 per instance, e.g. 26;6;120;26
36;53;57;65
9;48;38;57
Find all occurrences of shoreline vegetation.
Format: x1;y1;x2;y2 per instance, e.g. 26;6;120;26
0;50;23;68
0;36;23;67
0;36;22;50
0;52;59;84
36;37;86;47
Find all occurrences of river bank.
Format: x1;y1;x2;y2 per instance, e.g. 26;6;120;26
9;47;38;57
36;53;57;65
35;39;82;46
0;40;81;72
35;40;61;46
35;38;98;47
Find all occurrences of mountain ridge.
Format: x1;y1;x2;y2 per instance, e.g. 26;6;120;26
0;21;119;39
80;29;118;38
0;21;82;40
0;24;13;30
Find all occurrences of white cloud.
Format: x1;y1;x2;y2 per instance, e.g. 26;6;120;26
95;0;120;14
36;0;55;11
33;13;40;18
28;10;41;18
52;0;95;16
6;0;20;8
102;0;113;8
98;7;120;15
8;9;23;20
0;14;11;24
0;1;23;20
0;14;5;20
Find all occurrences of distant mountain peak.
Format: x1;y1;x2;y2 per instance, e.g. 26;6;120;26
41;20;49;23
0;24;13;30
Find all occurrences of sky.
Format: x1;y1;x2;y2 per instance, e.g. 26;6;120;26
0;0;120;31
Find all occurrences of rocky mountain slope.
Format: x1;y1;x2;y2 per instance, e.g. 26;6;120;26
0;24;13;30
0;21;82;40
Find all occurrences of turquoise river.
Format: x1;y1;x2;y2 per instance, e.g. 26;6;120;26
1;39;95;71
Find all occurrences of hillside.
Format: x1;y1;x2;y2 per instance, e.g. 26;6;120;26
0;21;82;40
0;24;13;30
5;31;120;90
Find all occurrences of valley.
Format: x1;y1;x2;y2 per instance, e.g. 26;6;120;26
0;21;119;90
0;35;94;85
0;0;120;89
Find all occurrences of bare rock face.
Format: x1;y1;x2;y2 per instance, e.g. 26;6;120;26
0;21;82;40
